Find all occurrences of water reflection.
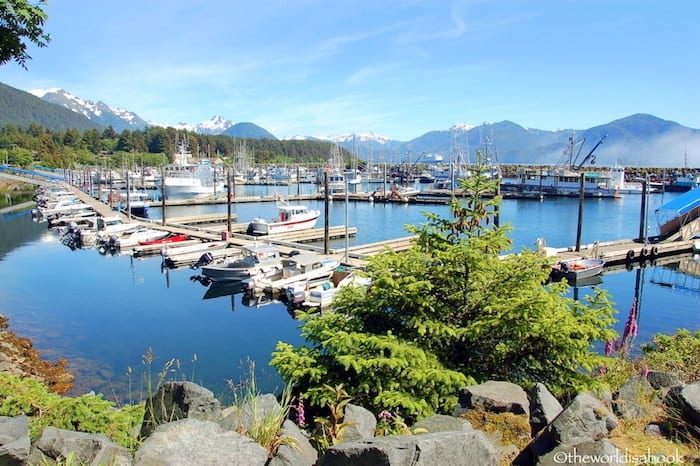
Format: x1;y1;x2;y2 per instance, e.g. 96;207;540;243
190;275;286;313
650;257;700;296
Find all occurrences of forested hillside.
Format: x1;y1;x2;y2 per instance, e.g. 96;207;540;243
0;83;99;132
0;123;350;168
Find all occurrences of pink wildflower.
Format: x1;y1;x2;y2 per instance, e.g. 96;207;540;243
604;339;617;356
378;410;393;420
296;397;306;428
619;297;639;352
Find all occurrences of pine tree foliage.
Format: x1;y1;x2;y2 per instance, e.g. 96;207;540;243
272;154;618;418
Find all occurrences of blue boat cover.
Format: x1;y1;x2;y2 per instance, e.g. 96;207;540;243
655;186;700;215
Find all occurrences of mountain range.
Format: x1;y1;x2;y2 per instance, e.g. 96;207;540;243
1;82;699;166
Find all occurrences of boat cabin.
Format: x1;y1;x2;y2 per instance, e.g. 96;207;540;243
279;205;309;222
241;243;281;265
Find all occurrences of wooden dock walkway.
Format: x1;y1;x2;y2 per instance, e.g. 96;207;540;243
552;238;696;266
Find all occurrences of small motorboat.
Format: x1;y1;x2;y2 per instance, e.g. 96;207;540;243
139;234;190;246
551;258;605;281
200;244;282;282
244;253;340;295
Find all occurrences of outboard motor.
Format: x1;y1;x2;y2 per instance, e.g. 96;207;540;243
191;252;214;269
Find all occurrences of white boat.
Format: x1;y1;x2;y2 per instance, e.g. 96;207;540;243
77;216;142;246
287;268;371;308
607;165;661;194
244;254;340;294
160;239;229;260
104;189;151;216
247;199;320;235
33;197;93;218
500;167;619;199
500;135;617;198
163;140;225;199
387;184;420;201
106;228;169;250
200;243;282;282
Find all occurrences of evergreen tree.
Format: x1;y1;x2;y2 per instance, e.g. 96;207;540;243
271;154;618;418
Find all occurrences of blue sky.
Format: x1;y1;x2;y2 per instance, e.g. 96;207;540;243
1;0;698;141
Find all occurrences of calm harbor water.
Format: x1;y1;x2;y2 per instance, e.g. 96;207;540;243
0;183;698;403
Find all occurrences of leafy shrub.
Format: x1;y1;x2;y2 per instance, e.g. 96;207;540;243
640;329;700;383
0;373;144;450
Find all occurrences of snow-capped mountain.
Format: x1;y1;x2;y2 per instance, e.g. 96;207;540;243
29;88;149;132
171;115;234;135
330;132;395;146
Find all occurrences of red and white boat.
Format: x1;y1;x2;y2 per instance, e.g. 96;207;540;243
247;199;320;235
139;234;190;246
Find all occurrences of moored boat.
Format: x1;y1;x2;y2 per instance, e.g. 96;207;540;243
551;258;605;281
200;243;282;282
160;240;231;268
243;253;340;295
107;228;170;250
139;234;190;246
289;268;371;308
247;199;320;235
163;139;224;199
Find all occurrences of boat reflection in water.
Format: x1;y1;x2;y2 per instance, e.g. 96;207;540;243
191;275;283;312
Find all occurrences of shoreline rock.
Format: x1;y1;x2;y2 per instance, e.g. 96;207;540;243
0;315;74;394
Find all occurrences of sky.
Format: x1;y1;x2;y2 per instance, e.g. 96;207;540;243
1;0;699;141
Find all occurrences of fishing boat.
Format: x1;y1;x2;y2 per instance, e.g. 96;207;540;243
200;243;282;282
246;199;320;235
500;135;618;199
551;258;605;281
163;139;224;199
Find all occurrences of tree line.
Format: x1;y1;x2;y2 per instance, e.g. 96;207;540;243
0;124;351;169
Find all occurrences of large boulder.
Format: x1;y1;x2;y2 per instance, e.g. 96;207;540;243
528;383;563;435
646;370;684;391
140;381;222;438
338;403;377;443
515;393;618;465
614;376;656;419
30;427;132;466
547;393;618;447
220;393;282;434
666;381;700;429
268;419;317;466
454;381;530;417
318;430;498;466
134;418;268;466
0;415;30;466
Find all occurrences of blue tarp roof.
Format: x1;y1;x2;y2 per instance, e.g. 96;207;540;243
655;186;700;215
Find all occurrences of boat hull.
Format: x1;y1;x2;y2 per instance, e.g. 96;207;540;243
551;259;605;281
248;212;320;235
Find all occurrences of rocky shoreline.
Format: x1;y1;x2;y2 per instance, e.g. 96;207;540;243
0;315;74;394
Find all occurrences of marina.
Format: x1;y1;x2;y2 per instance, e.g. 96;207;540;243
1;168;698;401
